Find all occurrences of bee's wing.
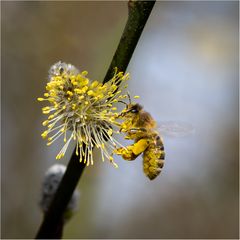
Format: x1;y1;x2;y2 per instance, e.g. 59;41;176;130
157;121;195;138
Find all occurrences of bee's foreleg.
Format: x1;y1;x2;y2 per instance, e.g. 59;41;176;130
124;127;148;140
129;127;147;133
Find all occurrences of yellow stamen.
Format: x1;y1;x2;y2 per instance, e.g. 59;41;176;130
81;71;88;76
42;120;49;126
67;91;73;96
72;104;76;110
87;90;94;96
41;131;48;139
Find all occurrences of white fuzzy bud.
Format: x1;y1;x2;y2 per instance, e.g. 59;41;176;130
48;61;80;80
39;164;80;221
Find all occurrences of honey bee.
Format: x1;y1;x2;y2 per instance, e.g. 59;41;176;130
114;96;165;180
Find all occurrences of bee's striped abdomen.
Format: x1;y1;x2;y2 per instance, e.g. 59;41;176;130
143;133;165;180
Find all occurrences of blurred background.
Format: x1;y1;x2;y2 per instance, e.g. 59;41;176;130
1;1;239;239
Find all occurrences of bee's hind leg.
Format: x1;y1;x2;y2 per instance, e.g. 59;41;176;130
114;138;149;161
114;145;138;161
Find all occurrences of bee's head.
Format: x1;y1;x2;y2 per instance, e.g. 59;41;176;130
117;92;142;118
120;103;143;117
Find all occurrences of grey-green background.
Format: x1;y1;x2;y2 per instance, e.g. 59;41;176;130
2;1;239;239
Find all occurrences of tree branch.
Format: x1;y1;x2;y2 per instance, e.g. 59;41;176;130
104;0;155;83
36;1;155;238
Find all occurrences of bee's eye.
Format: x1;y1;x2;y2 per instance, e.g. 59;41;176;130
59;67;64;74
131;109;138;113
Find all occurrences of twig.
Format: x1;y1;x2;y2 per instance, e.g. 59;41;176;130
104;0;155;83
35;1;155;238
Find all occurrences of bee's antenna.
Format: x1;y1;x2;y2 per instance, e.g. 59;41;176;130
127;91;131;104
118;100;128;107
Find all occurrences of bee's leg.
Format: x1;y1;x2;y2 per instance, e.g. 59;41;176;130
124;127;147;139
120;120;133;132
114;138;149;161
128;127;147;134
114;145;138;161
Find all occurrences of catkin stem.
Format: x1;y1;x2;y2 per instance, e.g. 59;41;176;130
104;0;156;83
35;1;155;238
